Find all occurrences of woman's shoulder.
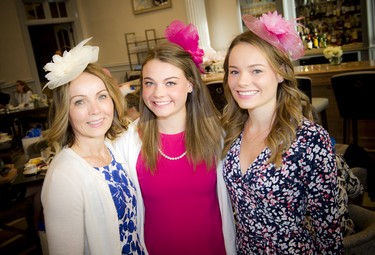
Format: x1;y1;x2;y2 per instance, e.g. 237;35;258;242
299;118;329;136
297;118;332;151
48;148;84;171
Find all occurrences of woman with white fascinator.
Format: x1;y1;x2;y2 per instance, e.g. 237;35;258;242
41;38;145;255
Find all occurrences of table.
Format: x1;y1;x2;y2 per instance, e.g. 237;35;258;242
294;60;375;86
11;168;45;186
0;106;49;137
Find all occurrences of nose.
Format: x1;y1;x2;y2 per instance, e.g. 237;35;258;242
88;100;101;115
153;84;166;97
238;72;251;87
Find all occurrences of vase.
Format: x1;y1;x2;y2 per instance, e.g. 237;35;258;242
33;99;40;108
329;57;342;65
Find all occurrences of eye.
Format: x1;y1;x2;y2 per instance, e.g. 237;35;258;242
99;93;108;100
143;81;154;87
253;69;262;74
74;99;84;106
229;69;239;75
165;81;176;87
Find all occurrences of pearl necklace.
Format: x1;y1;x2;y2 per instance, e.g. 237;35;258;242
158;147;187;161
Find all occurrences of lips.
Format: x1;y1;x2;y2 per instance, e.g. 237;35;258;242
87;118;104;125
153;100;171;106
238;90;258;96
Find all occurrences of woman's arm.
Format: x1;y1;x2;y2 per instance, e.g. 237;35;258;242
42;167;85;254
306;127;343;254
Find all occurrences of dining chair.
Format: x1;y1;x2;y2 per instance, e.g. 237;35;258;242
205;80;227;113
296;76;329;131
331;71;375;145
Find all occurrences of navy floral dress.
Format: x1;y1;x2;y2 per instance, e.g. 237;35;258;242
223;119;343;254
95;149;144;255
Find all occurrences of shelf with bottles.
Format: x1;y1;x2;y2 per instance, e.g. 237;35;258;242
296;0;363;50
302;42;367;56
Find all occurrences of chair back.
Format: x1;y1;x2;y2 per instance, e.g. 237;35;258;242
331;71;375;119
205;81;227;113
296;76;312;103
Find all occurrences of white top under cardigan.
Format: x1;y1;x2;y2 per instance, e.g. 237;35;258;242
15;90;32;105
41;141;126;255
113;123;237;255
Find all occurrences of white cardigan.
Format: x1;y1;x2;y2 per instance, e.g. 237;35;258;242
41;141;124;255
114;124;237;255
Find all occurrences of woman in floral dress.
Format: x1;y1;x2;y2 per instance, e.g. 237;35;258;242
220;12;343;254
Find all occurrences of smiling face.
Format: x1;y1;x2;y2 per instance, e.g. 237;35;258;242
227;42;283;115
141;59;193;122
68;72;114;143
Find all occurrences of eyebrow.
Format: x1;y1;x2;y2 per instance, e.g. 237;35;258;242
143;76;180;82
70;89;108;100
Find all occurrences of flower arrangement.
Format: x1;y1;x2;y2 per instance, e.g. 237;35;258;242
323;46;343;59
323;46;343;65
30;94;41;107
29;94;40;101
203;48;226;73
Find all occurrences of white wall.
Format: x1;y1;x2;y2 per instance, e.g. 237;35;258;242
0;0;243;89
205;0;242;52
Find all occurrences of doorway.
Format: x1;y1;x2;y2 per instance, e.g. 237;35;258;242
28;23;75;85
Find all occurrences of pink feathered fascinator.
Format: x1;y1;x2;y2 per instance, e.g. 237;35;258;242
164;20;205;72
242;11;304;61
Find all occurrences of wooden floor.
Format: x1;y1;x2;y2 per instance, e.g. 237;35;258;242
0;218;41;255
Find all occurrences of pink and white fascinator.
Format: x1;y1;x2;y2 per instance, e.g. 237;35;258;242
164;20;205;72
242;11;304;61
43;37;99;90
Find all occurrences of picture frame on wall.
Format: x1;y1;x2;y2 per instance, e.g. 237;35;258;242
132;0;172;15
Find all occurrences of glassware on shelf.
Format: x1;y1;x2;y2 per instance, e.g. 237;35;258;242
329;56;343;65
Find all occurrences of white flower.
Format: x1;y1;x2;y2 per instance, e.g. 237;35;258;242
43;37;99;90
323;46;343;59
30;94;40;101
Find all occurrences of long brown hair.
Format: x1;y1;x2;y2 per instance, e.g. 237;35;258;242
138;42;223;172
46;63;129;153
221;30;313;166
16;80;33;93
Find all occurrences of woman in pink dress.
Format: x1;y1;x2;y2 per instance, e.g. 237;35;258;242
114;20;236;255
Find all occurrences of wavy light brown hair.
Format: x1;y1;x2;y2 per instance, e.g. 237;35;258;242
221;30;313;166
46;63;129;153
138;42;223;172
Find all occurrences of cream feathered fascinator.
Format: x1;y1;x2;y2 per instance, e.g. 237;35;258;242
43;37;99;90
242;11;304;61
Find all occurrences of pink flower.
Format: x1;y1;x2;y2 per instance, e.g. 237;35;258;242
242;11;304;61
